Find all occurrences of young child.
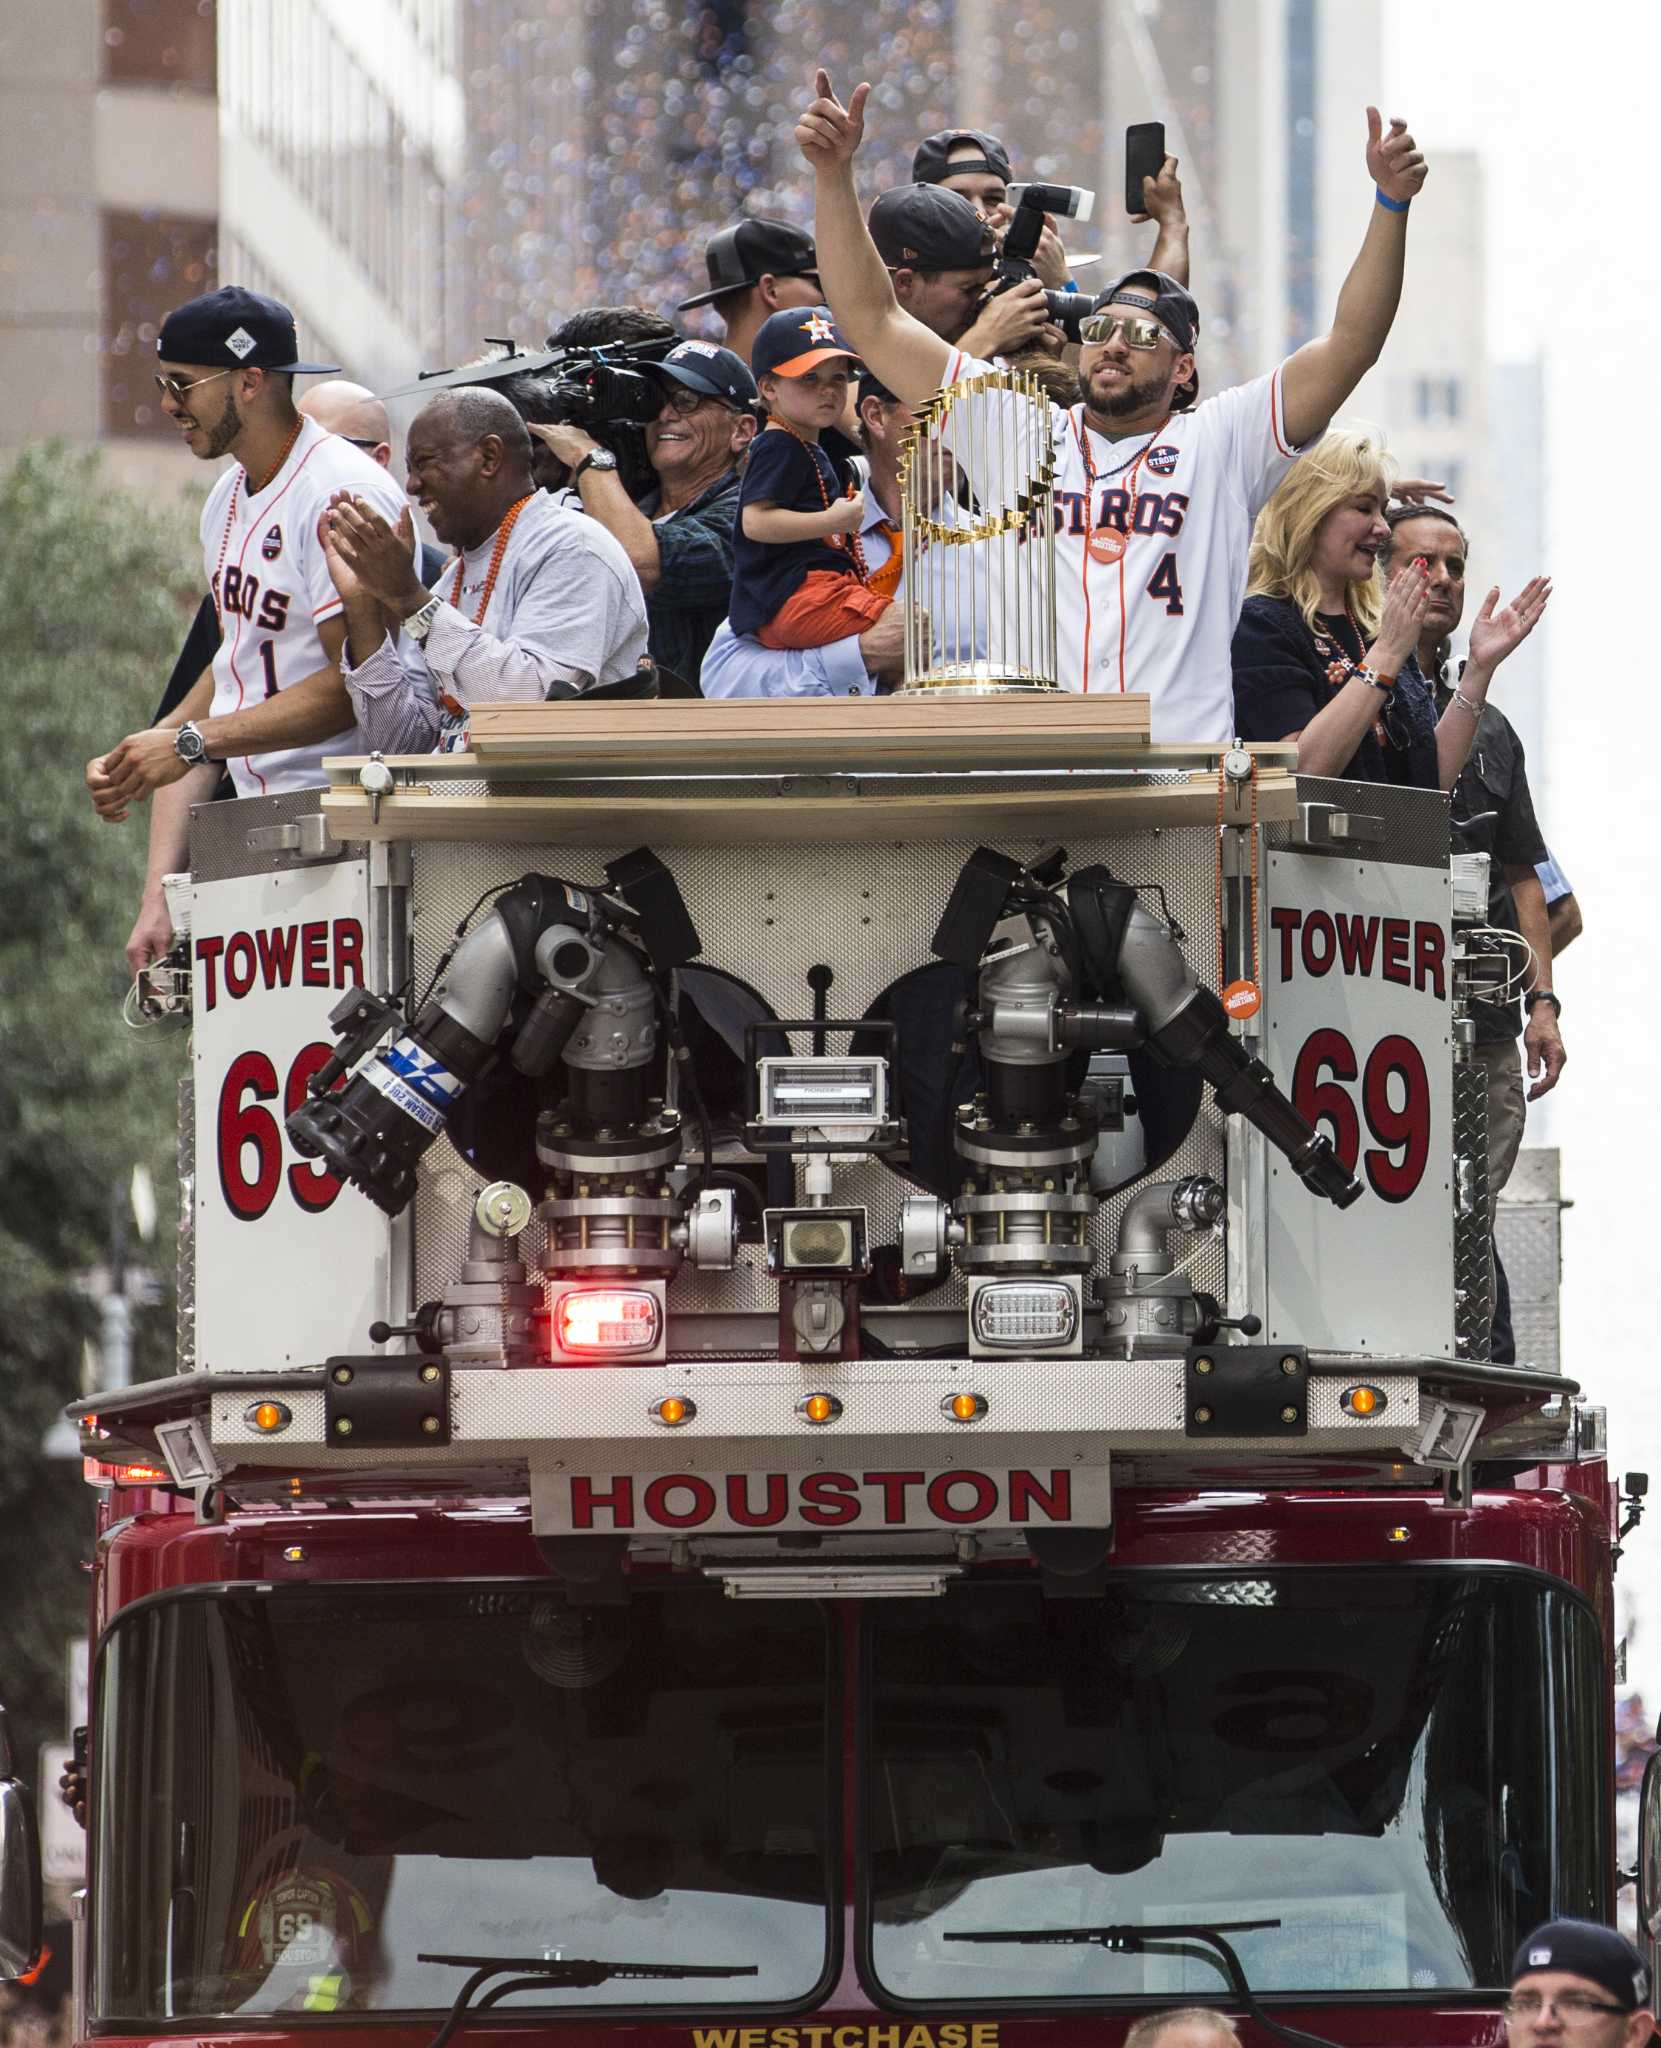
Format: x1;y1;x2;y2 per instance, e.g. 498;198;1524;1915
729;306;893;651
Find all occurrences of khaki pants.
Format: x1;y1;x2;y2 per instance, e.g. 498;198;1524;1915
1476;1036;1528;1225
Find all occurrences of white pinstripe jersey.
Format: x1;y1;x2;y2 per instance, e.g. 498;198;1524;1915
940;350;1305;739
199;418;407;797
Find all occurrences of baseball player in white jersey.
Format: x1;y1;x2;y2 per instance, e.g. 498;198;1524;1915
86;287;406;973
795;70;1429;740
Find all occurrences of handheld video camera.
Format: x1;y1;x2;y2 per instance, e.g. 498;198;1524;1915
493;336;679;499
990;182;1096;340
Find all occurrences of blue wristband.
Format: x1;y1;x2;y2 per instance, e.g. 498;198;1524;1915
1375;186;1410;214
1063;278;1080;293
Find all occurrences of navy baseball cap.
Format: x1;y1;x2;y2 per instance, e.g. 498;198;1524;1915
1511;1922;1651;2011
1090;269;1200;353
869;184;996;273
653;339;758;408
157;286;340;374
750;307;861;382
678;216;819;311
912;128;1013;188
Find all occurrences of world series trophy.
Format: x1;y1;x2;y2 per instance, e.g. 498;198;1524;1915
896;366;1060;694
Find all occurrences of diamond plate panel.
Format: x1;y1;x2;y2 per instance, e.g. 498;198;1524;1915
211;1365;1422;1466
1266;776;1450;870
188;787;360;883
406;829;1226;1331
1452;1056;1492;1358
176;1070;196;1373
1495;1146;1562;1375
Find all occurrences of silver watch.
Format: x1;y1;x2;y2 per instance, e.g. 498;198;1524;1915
404;596;442;645
174;720;208;765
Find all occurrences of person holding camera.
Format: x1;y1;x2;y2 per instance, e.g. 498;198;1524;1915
798;70;1430;739
526;339;761;689
321;386;648;752
911;126;1191;298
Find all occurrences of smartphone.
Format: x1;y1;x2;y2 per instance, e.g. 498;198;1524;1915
1125;121;1166;216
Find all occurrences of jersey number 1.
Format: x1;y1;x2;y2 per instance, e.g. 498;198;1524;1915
259;640;279;698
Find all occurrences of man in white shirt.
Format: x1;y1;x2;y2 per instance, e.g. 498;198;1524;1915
794;71;1429;739
321;386;649;753
87;286;408;972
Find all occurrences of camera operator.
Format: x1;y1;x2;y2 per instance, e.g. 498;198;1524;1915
494;307;679;500
867;183;1056;360
799;70;1429;735
529;340;760;689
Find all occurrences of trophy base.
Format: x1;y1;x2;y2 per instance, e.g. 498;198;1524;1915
897;662;1060;697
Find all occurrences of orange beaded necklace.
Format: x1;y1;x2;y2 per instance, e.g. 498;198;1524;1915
764;419;869;583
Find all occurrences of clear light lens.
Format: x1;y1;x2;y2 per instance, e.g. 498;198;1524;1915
759;1057;884;1125
971;1281;1078;1347
555;1288;663;1355
782;1217;855;1269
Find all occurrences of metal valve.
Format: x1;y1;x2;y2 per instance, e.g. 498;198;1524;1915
476;1181;534;1239
674;1187;738;1270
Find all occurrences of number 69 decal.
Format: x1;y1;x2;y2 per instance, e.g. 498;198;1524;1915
216;1043;342;1221
1292;1028;1431;1203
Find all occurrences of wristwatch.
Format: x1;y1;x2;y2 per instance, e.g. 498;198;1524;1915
573;449;619;483
174;720;208;765
404;596;442;645
1525;988;1561;1019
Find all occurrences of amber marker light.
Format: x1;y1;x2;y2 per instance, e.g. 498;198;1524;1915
651;1396;695;1428
799;1393;842;1424
247;1401;293;1433
1340;1384;1386;1417
282;1546;306;1564
1386;1526;1411;1544
944;1392;988;1422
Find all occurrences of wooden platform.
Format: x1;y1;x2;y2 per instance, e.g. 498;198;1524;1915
461;692;1153;777
321;764;1298;847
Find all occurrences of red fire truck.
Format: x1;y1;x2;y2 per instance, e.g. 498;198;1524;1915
0;705;1643;2048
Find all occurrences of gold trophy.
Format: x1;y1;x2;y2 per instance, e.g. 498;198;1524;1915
896;366;1060;694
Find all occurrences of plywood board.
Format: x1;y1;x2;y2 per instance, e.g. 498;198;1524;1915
462;692;1152;777
321;767;1299;847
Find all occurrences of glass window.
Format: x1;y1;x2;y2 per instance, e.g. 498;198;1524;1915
102;0;216;92
94;1584;832;2020
103;209;217;436
864;1570;1606;2006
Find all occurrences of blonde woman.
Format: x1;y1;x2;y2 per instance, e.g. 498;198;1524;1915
1232;427;1465;789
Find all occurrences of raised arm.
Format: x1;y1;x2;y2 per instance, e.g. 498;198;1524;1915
796;70;952;406
1280;109;1428;450
1135;155;1191;288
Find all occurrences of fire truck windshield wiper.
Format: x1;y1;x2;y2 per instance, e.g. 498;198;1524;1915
944;1919;1344;2048
416;1951;760;2048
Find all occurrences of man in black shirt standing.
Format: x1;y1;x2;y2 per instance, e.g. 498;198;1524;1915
1384;504;1565;1356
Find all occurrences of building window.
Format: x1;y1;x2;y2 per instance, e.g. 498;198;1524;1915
1413;376;1464;423
103;210;217;436
102;0;216;93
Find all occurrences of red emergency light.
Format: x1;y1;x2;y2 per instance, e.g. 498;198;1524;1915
552;1287;663;1359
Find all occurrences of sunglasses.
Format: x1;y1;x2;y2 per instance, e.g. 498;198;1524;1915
1078;313;1175;351
154;368;237;404
657;383;734;417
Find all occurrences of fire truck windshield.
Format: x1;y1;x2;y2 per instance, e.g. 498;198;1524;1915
90;1583;831;2022
864;1568;1607;2006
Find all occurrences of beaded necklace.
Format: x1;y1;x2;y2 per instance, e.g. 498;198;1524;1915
211;413;306;625
1073;410;1170;566
765;419;869;582
450;494;535;623
1312;594;1391;748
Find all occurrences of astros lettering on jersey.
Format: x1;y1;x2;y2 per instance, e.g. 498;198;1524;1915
200;417;408;797
939;348;1305;741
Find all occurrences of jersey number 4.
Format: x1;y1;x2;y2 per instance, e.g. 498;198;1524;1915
1146;552;1185;616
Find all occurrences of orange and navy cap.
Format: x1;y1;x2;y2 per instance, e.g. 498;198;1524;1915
750;306;862;381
